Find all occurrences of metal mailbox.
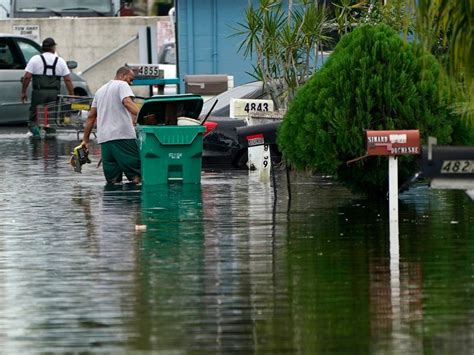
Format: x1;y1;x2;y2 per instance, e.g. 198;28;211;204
236;121;281;148
421;145;474;179
184;74;228;95
365;130;420;156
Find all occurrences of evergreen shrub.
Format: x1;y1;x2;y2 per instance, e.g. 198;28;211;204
277;24;465;196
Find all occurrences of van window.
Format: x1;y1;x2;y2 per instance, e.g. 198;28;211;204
0;41;15;69
13;0;113;16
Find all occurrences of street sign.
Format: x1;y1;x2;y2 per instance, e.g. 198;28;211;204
12;25;40;43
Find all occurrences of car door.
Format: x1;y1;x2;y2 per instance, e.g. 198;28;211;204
0;37;30;125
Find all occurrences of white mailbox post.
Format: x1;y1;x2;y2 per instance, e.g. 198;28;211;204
365;130;421;223
230;98;275;180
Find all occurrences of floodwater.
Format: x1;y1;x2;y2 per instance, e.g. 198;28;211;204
0;127;472;353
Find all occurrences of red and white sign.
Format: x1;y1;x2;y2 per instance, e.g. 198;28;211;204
246;133;264;147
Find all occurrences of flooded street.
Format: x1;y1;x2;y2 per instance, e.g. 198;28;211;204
0;127;473;353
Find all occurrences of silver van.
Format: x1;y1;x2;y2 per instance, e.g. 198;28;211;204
0;33;92;124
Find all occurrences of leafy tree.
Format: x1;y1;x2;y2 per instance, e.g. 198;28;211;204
277;24;461;196
361;0;415;36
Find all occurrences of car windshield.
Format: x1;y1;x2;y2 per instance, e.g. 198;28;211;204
201;82;264;118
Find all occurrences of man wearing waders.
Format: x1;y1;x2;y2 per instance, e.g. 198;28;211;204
21;37;74;137
81;66;141;185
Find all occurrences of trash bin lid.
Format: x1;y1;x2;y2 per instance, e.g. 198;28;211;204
137;94;204;125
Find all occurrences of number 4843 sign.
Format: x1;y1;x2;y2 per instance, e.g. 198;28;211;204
230;98;274;118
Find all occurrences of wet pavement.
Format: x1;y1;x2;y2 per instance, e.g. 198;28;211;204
0;126;473;353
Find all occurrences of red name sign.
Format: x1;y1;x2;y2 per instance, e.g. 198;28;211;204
246;133;264;147
365;130;420;156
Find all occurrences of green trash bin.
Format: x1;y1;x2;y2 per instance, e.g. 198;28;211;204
136;94;206;185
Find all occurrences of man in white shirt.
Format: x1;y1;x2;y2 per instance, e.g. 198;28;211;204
81;66;141;185
21;37;74;136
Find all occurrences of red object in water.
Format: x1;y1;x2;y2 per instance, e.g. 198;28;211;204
44;105;49;126
203;121;218;136
37;105;49;126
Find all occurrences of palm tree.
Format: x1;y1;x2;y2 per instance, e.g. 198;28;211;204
416;0;473;120
234;0;332;109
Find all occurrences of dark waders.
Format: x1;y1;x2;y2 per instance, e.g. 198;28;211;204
29;55;61;137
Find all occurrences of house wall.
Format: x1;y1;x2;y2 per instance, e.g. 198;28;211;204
0;16;168;94
176;0;256;92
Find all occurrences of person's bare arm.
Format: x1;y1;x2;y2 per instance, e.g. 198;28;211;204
63;74;74;96
21;72;32;103
123;96;139;124
81;107;97;148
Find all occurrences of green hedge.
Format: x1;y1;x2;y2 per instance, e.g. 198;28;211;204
278;24;469;195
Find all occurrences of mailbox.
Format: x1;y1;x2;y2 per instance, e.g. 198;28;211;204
421;145;474;179
365;130;420;156
236;121;281;148
184;75;228;95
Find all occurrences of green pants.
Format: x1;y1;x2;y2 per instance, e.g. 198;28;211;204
101;139;141;183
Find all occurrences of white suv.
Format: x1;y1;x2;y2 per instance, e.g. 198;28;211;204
155;41;177;95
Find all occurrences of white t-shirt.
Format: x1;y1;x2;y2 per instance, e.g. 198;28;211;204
24;52;70;76
92;80;136;144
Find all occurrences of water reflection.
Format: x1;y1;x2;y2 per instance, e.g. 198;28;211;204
0;128;472;353
130;184;204;350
